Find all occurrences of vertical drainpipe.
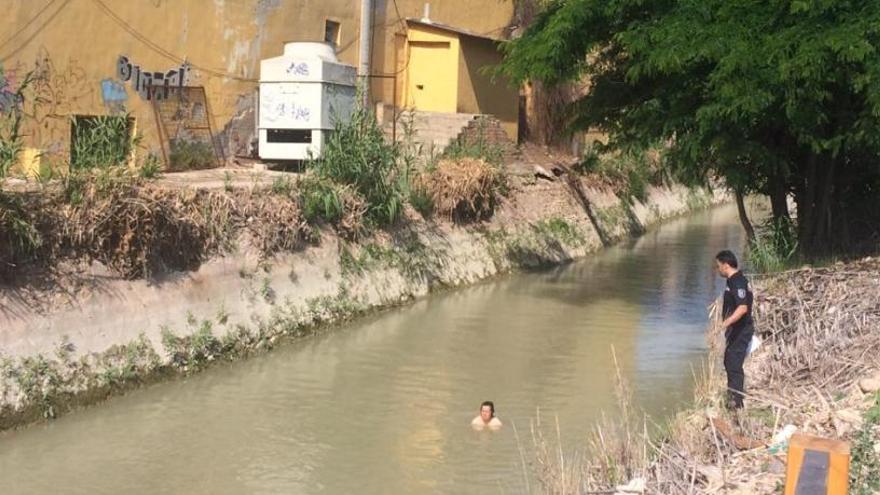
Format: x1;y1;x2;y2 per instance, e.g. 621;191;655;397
359;0;374;108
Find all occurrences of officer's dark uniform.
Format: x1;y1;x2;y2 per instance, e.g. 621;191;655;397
722;270;754;409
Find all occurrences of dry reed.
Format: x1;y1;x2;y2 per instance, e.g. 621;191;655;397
416;158;502;223
0;170;312;279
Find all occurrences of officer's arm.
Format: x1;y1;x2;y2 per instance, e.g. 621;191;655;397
722;305;748;328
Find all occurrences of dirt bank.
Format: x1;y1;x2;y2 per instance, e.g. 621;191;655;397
0;174;723;430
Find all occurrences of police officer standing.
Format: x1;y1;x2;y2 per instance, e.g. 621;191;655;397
715;250;755;409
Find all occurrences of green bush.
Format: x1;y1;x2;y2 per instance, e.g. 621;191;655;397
169;139;216;171
574;145;656;202
308;105;403;226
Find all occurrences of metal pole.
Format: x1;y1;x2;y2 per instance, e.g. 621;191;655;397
392;74;397;142
358;0;374;108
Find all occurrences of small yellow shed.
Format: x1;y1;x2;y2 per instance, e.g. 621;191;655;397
398;18;518;142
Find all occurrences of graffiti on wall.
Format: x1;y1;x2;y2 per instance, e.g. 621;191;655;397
100;78;128;113
117;55;192;101
19;48;96;153
286;62;310;77
0;65;23;115
260;89;312;125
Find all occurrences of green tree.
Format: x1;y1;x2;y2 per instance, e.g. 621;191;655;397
500;0;880;257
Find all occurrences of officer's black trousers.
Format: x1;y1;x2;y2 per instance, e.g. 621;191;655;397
723;326;753;409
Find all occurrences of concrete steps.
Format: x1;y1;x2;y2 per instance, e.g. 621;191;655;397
384;110;479;157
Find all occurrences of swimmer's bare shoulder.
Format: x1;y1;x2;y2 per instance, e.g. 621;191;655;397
471;416;503;429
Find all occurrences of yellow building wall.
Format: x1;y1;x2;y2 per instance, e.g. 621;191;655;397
457;37;519;141
0;0;359;168
0;1;516;169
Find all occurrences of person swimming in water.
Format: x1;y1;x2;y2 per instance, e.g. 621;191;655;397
471;401;502;430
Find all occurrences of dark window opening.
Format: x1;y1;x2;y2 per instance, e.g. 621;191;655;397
267;129;312;144
325;20;341;48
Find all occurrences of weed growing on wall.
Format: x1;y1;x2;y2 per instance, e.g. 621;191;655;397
161;321;222;372
339;234;445;282
442;119;505;167
0;191;42;273
574;145;662;202
534;218;586;247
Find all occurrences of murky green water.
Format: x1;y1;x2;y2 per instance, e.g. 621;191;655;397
0;204;748;494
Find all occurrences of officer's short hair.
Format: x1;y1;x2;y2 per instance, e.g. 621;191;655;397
715;250;738;268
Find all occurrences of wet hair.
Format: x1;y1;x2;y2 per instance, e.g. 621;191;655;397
715;250;738;269
481;401;495;416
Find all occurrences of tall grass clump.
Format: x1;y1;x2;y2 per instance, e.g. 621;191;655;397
308;105;404;227
70;115;138;170
747;216;798;273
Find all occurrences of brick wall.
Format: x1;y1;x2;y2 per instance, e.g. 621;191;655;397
456;115;516;155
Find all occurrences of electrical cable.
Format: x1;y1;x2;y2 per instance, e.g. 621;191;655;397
90;0;259;82
0;0;73;64
385;0;412;77
0;0;60;52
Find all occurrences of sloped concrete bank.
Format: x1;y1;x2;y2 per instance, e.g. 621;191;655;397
0;177;725;430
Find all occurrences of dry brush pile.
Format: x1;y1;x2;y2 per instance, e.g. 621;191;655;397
530;257;880;494
413;157;505;223
0;170;312;281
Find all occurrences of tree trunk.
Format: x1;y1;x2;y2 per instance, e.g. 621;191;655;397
734;189;756;244
798;156;836;258
811;159;836;255
799;154;819;249
769;175;790;222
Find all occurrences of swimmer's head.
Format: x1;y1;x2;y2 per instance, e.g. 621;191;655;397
480;401;495;422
